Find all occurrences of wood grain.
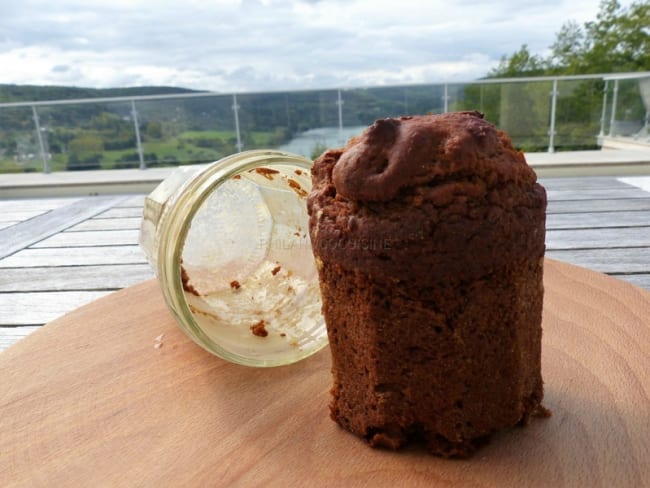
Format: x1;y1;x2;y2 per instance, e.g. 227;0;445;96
539;176;633;190
0;195;128;259
0;290;111;325
545;247;650;273
547;198;650;213
0;197;83;218
545;187;650;201
546;226;650;250
1;258;648;488
0;245;148;268
67;217;142;231
0;326;40;350
546;210;650;229
0;264;154;292
98;206;144;219
616;274;650;289
30;229;141;248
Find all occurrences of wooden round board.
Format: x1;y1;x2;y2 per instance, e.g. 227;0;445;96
1;258;649;487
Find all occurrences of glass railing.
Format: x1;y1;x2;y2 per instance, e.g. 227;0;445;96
1;72;648;174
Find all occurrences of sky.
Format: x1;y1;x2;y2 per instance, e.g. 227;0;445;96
0;0;632;93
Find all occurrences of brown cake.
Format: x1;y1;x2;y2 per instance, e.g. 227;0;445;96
307;111;548;458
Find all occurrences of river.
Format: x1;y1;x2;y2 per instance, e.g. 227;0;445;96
278;126;366;158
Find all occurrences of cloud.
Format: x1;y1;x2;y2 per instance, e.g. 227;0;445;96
51;64;71;73
0;0;634;91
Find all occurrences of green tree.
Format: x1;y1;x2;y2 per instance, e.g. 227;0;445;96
488;44;547;78
89;111;124;131
145;121;163;139
479;0;650;151
548;20;585;72
580;0;650;73
494;0;650;77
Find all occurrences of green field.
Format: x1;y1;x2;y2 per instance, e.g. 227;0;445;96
0;127;291;173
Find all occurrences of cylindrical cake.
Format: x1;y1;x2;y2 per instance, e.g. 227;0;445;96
307;111;548;457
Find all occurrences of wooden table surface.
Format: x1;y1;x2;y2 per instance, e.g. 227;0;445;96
1;258;649;487
1;175;650;352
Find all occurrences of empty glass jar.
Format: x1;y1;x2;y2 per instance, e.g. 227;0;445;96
139;150;327;367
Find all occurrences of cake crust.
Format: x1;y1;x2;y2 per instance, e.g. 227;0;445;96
308;112;548;457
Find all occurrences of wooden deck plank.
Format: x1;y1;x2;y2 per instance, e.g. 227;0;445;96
546;227;650;250
0;195;129;259
0;221;19;230
115;195;146;207
98;207;144;219
30;229;141;248
0;264;154;292
615;274;650;289
545;187;650;201
539;176;634;191
0;197;82;213
0;326;41;352
67;217;142;231
0;211;53;223
547;198;650;214
0;197;84;229
546;210;650;229
0;246;148;268
0;290;111;326
618;176;650;192
545;247;650;274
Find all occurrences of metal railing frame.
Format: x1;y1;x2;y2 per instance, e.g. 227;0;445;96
1;71;649;173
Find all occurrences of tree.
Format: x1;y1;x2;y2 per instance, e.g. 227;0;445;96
493;0;650;77
581;0;650;72
548;20;585;72
89;111;124;131
145;121;163;139
480;0;650;152
488;45;546;78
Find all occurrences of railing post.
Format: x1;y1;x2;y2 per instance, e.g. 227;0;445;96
608;79;619;136
548;79;559;153
31;106;50;174
598;80;609;137
131;100;146;169
442;84;449;113
336;89;344;145
232;94;243;152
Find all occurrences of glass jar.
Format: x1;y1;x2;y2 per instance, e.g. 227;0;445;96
139;150;327;367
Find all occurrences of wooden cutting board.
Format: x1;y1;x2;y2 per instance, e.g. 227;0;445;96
1;258;649;488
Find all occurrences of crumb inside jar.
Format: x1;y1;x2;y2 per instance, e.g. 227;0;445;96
251;320;268;337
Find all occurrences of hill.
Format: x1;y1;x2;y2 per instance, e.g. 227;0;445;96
0;84;199;103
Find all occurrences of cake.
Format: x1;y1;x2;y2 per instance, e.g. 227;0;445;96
307;111;548;457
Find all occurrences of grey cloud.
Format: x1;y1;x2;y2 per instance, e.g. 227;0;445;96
51;64;70;73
